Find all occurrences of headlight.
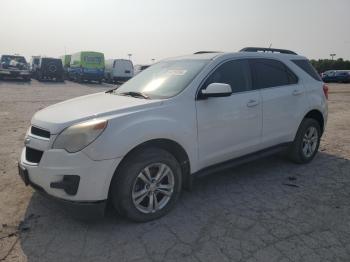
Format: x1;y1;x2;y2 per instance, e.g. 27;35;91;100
53;119;108;153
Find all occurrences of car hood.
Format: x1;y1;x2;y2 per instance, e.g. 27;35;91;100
32;92;162;134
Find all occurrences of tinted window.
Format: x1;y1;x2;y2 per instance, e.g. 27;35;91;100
292;59;322;81
1;55;26;64
251;59;298;89
204;60;252;93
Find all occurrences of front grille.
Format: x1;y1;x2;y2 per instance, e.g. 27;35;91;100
31;126;50;138
26;147;43;164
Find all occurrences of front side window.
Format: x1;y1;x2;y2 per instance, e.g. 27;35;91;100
203;59;252;93
251;59;298;89
114;60;208;99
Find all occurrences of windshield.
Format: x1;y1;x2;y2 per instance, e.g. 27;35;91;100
1;55;26;64
114;59;208;99
84;56;102;64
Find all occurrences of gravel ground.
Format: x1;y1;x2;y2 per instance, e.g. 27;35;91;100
0;80;349;262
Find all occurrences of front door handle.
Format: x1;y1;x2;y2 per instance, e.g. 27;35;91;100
293;89;303;96
246;99;259;107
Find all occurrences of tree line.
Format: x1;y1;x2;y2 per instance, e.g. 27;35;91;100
310;58;350;73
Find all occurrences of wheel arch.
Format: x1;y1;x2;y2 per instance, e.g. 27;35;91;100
108;138;192;198
303;109;325;135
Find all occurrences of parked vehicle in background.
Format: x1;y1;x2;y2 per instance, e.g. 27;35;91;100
68;51;104;83
0;55;30;81
29;56;40;76
34;57;64;82
134;64;150;75
19;47;328;222
322;70;350;83
60;55;71;80
104;59;134;83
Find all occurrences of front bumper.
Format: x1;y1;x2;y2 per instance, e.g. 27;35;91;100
18;163;106;219
81;73;103;81
19;147;121;201
19;146;121;218
0;69;30;76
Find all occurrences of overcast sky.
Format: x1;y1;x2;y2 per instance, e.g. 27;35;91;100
0;0;349;64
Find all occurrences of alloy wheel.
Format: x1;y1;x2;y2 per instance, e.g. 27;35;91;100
302;126;318;158
132;163;174;214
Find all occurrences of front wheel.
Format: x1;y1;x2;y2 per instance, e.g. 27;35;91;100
110;148;182;222
288;118;321;164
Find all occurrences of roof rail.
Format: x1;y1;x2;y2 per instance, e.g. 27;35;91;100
194;51;221;54
240;47;297;55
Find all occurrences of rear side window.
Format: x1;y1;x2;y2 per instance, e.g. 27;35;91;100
250;59;298;89
292;59;322;81
204;59;252;93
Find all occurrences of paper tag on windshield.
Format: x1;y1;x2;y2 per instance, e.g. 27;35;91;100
166;69;187;76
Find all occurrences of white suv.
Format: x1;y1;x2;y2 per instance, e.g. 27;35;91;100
18;47;328;221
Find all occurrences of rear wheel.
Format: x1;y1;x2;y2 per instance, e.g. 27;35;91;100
110;148;182;222
288;118;321;164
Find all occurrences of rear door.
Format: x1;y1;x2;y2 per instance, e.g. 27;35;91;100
250;58;306;148
196;59;263;168
113;60;134;78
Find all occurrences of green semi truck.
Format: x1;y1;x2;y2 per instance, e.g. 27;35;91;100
68;51;105;83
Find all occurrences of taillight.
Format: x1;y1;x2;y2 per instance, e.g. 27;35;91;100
323;84;329;100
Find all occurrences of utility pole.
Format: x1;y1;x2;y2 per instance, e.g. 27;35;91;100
330;53;336;60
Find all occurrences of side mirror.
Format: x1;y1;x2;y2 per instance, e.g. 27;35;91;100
200;83;232;98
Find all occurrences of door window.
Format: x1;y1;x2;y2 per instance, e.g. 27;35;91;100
203;60;252;93
250;59;298;89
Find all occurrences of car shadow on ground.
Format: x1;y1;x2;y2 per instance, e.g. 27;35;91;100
18;152;350;262
33;80;66;85
0;79;31;86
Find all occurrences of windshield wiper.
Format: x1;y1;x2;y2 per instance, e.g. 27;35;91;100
105;88;117;94
119;91;150;99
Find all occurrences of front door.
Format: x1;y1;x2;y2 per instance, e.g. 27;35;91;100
196;59;263;169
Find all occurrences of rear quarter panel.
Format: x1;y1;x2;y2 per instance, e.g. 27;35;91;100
287;60;328;136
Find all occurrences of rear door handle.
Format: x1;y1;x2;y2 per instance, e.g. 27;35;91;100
293;89;303;96
246;99;259;107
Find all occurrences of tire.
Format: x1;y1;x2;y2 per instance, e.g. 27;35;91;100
110;148;182;222
288;118;321;164
37;72;43;81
